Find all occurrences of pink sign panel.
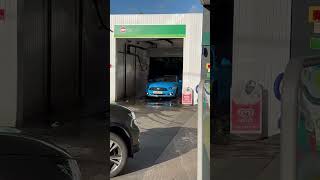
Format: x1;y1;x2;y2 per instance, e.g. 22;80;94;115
231;100;262;134
182;93;193;105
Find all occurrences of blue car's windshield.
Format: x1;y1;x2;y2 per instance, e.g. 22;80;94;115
154;76;177;82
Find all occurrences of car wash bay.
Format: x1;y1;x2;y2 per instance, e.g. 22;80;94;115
115;38;184;104
110;14;202;179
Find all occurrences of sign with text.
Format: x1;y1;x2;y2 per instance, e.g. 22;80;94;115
182;87;193;105
230;80;263;134
231;100;262;134
114;25;186;38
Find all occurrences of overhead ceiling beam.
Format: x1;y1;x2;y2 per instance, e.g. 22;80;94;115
156;39;174;46
133;40;157;48
127;44;147;51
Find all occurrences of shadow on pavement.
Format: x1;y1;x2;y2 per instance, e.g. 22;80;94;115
20;114;107;180
118;126;197;176
113;97;197;178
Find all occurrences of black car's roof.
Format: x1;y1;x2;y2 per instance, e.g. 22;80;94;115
0;132;72;159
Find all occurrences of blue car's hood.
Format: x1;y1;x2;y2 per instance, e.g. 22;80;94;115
148;82;177;88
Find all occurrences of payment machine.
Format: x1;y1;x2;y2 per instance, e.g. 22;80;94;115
281;57;320;180
282;1;320;176
281;0;320;178
298;62;320;180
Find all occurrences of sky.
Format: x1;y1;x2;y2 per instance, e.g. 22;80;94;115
110;0;203;14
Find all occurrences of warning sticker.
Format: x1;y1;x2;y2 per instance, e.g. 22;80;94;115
0;8;5;23
206;63;210;73
309;6;320;23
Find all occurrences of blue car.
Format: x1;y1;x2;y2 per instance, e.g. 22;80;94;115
146;75;182;98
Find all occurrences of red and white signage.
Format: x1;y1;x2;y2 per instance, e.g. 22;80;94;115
230;100;262;134
182;88;193;105
309;6;320;23
120;26;126;33
230;80;263;134
206;63;210;73
313;10;320;22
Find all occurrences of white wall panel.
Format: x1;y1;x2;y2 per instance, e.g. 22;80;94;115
0;0;17;127
232;0;292;136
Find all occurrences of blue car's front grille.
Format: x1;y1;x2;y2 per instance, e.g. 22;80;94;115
149;87;168;91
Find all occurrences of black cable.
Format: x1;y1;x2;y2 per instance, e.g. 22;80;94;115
118;51;146;71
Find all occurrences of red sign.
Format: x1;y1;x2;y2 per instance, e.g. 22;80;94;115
0;9;5;22
182;90;193;105
120;26;126;33
314;10;320;22
309;6;320;22
230;100;262;134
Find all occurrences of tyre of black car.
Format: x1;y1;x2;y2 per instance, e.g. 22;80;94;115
110;132;128;177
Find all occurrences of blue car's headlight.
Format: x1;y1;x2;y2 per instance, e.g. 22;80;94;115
169;86;177;90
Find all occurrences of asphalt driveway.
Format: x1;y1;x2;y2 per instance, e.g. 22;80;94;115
112;100;197;180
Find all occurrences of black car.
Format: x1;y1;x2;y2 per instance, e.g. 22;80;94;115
109;104;140;177
0;128;81;180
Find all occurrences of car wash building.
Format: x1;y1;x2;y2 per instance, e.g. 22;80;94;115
110;14;203;105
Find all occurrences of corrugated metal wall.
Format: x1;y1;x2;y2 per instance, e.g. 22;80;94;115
81;0;108;115
0;0;18;127
15;0;108;126
50;0;80;115
17;0;81;125
232;0;292;136
115;39;150;100
17;0;49;126
110;14;203;104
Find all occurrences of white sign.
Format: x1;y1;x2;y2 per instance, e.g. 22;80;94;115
314;22;320;34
